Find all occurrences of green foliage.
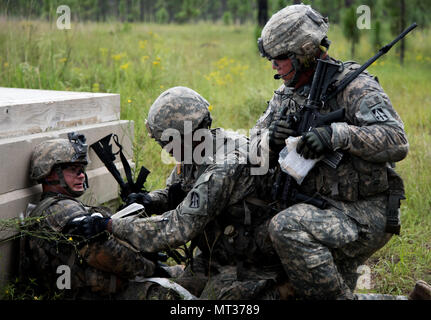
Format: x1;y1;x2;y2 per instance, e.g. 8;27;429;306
222;12;232;26
342;6;360;57
155;7;169;24
372;20;383;51
174;0;200;24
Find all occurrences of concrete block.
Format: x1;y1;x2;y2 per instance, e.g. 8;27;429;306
0;120;134;196
0;87;120;139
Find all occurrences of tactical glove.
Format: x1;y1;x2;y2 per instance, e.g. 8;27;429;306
296;126;333;159
126;192;152;207
268;119;297;151
65;213;111;240
167;182;187;210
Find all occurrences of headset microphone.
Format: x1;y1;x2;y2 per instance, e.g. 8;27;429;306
273;67;294;80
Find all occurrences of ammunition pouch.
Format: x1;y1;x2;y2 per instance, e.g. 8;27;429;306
385;167;406;235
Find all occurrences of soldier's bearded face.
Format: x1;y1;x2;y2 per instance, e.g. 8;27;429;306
272;58;294;82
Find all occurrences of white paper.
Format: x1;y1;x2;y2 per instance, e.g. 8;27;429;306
278;136;322;185
111;203;144;220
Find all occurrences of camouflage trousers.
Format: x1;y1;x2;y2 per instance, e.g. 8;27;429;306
173;254;289;300
268;194;392;300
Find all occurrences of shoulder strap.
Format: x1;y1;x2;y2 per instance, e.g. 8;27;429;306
30;194;78;218
325;60;368;103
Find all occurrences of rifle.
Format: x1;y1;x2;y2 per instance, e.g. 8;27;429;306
273;23;418;209
90;133;150;203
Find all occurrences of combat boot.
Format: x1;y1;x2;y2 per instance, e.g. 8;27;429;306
409;280;431;300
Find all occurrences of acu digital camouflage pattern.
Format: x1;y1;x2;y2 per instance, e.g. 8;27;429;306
112;127;284;299
252;18;408;298
269;197;392;299
146;86;212;141
260;4;328;59
252;61;408;205
26;192;157;299
30;138;88;181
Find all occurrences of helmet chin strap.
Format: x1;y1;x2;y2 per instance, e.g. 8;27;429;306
283;55;302;87
52;166;86;198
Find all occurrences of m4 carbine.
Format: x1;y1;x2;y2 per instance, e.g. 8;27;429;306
90;133;150;204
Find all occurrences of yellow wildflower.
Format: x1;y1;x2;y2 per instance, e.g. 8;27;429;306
208;105;213;111
153;61;160;66
128;99;132;103
68;237;73;241
3;62;9;68
112;52;126;61
120;62;130;70
139;40;147;49
58;58;67;63
160;85;164;89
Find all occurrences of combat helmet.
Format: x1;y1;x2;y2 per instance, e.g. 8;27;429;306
30;132;89;197
146;86;212;143
258;4;330;85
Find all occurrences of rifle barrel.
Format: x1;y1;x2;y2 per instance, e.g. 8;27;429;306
327;22;417;101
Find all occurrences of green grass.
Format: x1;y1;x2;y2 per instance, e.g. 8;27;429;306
1;18;430;297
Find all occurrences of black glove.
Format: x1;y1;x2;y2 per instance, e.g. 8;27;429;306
65;213;111;240
126;192;152;207
296;126;333;159
268;119;297;151
167;182;187;210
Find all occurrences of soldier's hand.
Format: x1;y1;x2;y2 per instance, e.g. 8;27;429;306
126;192;152;207
268;119;297;151
297;126;333;159
65;213;111;240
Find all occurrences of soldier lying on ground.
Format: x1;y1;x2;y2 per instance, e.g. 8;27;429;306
23;133;184;299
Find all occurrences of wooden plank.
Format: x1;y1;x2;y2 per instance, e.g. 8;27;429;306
0;87;120;139
0;120;134;196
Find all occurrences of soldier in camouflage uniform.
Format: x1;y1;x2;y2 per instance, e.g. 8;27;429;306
78;86;291;299
25;133;181;299
253;4;410;299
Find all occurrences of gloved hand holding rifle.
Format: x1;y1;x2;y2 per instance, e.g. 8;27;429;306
272;23;417;215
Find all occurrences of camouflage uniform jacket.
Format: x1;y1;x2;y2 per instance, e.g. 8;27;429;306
26;192;155;298
112;128;278;268
251;59;409;223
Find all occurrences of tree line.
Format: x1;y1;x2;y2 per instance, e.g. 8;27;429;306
1;0;429;64
1;0;428;27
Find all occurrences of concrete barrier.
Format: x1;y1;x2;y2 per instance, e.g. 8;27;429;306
0;87;134;286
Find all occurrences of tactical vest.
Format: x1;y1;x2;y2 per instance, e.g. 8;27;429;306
23;194;119;298
297;60;404;203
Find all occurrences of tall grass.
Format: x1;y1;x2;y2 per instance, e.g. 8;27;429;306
1;18;430;296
